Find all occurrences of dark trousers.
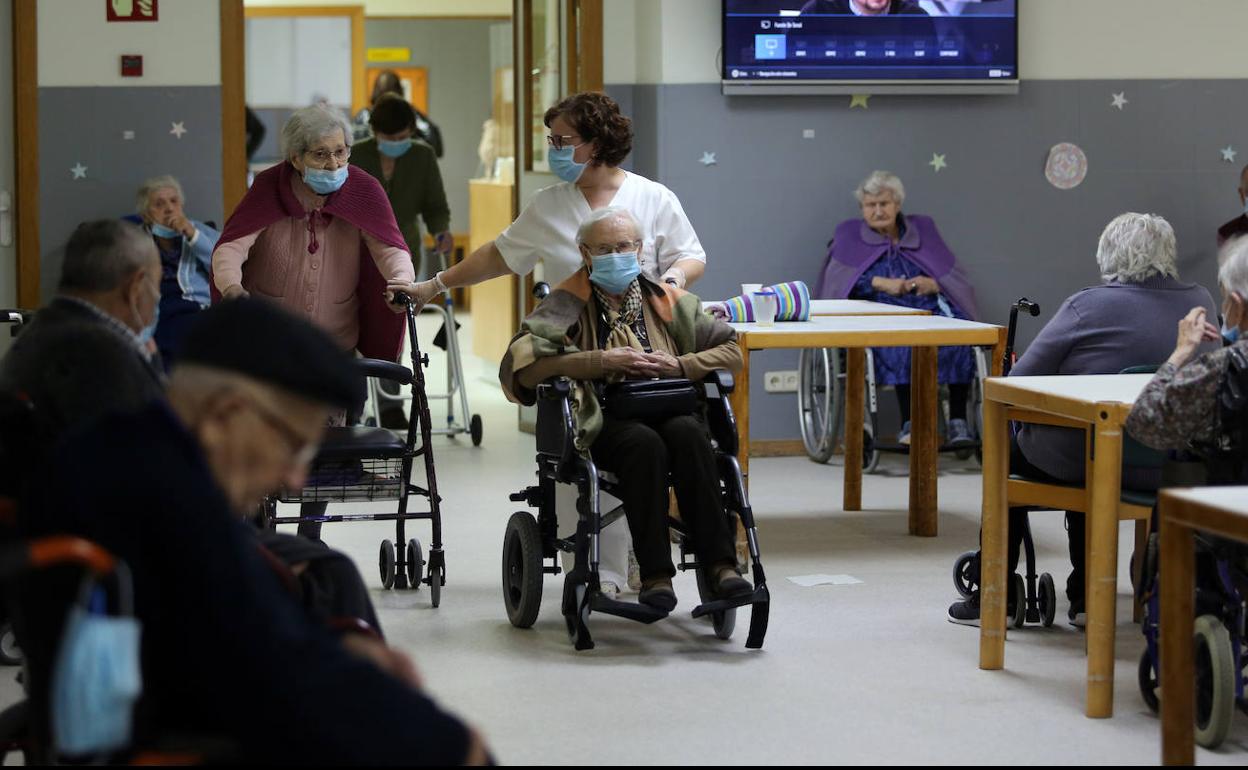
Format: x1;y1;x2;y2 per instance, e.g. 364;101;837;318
590;413;735;581
979;434;1084;603
896;382;971;423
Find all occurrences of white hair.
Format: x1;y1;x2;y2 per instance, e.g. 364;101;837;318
855;170;905;206
576;206;642;246
135;175;184;215
1095;213;1179;283
1219;236;1248;299
280;104;353;161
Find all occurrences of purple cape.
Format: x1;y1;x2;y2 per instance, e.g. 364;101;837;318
815;213;979;321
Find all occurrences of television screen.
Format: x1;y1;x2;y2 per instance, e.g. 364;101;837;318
722;0;1017;93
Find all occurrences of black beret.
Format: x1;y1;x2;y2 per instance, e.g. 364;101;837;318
179;298;364;409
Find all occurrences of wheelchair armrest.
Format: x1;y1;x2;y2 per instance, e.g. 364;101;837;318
536;377;571;400
535;378;578;469
355;358;414;386
703;369;734;394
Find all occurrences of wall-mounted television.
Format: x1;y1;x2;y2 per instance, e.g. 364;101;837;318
722;0;1018;95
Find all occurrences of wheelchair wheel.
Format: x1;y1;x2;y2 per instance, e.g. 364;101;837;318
1011;574;1026;628
863;428;881;474
1037;572;1056;627
951;550;978;599
798;348;843;463
1194;614;1235;749
470;414;484;447
1138;649;1160;714
428;560;444;609
562;576;593;651
694;569;738;641
502;512;544;628
406;538;424;590
0;623;21;666
379;540;397;590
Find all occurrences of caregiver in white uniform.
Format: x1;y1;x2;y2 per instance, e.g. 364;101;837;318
389;92;709;596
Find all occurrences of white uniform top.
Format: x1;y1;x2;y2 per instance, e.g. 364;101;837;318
494;170;707;285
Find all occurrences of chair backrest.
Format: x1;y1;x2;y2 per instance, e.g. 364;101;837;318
1120;365;1166;469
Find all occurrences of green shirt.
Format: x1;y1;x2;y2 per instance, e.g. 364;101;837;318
351;138;451;271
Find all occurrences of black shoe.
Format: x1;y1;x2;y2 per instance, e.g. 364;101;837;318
639;579;677;612
1068;599;1086;628
947;593;1017;627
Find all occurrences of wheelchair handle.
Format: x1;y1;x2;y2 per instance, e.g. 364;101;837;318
1003;297;1041;376
533;282;551;301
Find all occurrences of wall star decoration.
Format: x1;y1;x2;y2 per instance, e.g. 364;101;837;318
699;152;717;166
170;121;187;139
70;163;87;180
929;153;947;172
849;94;871;109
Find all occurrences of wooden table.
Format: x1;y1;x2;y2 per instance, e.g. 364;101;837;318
979;374;1153;718
729;315;1005;536
1157;486;1248;765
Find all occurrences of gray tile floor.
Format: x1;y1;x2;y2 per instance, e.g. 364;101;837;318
3;312;1246;764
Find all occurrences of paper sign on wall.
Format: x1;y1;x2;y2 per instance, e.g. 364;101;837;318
107;0;158;22
368;48;412;63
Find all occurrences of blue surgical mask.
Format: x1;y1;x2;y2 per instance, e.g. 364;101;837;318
149;223;179;239
547;144;588;184
588;252;641;295
303;166;349;195
377;138;411;158
51;594;142;757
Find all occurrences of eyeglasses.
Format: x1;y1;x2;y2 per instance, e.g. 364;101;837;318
242;395;320;468
545;134;583;151
584;239;642;257
304;146;351;165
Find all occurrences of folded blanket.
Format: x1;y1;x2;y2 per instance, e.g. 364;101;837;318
707;281;810;322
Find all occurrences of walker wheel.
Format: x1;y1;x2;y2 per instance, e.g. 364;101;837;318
379;539;397;590
1038;573;1056;627
951;550;978;599
470;414;483;446
406;538;424;590
1011;574;1026;628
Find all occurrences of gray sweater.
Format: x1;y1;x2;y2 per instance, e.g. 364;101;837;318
1011;274;1218;488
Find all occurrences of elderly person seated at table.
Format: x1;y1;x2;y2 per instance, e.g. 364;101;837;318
947;212;1219;627
132;175;219;368
500;206;749;610
816;170;979;446
212;103;415;540
1127;236;1248;471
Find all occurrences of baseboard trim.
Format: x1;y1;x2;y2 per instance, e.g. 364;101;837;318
750;439;810;458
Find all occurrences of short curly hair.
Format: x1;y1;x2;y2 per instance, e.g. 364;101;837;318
543;91;632;168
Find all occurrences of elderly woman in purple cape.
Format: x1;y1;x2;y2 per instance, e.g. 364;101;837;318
816;170;979;445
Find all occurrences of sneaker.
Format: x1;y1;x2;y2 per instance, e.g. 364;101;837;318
1068;599;1086;628
947;418;974;447
898;421;912;446
639;578;677;612
599;580;621;600
626;547;642;592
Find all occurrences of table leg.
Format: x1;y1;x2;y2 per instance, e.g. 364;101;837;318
1086;416;1124;718
979;394;1008;670
730;342;751;490
844;348;865;512
909;346;938;536
1159;502;1195;766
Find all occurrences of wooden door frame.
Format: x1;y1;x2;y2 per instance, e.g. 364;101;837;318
242;5;368;115
221;0;246;221
13;0;37;308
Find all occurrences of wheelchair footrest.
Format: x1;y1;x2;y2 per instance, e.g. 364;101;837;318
590;594;668;624
691;585;769;619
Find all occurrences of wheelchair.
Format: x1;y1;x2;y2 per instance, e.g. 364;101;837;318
797;343;991;471
263;292;447;607
501;370;771;651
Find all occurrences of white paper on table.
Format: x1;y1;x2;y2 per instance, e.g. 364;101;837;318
786;574;863;587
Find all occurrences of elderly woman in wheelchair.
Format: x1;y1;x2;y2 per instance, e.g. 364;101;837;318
500;206;769;649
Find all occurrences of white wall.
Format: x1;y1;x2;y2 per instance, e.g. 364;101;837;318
243;0;510;16
38;0;221;87
605;0;1248;85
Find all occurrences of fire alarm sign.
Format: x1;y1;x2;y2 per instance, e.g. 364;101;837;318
107;0;158;22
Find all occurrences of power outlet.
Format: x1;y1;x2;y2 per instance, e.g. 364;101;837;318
764;370;799;393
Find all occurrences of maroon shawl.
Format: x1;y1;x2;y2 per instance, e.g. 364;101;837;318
211;162;409;360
